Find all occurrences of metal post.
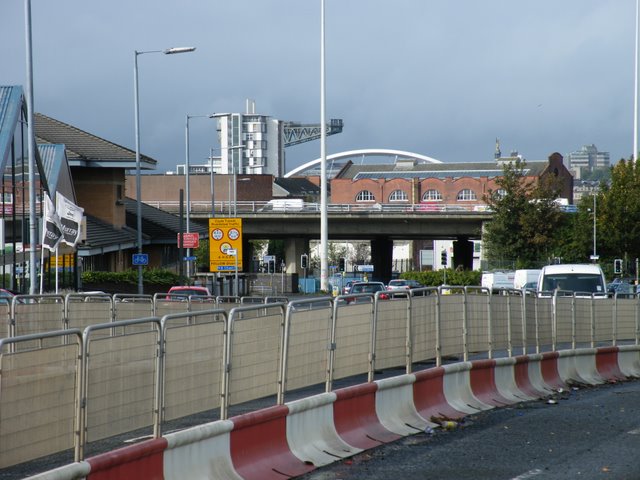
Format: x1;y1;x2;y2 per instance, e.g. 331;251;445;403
133;50;144;295
185;115;191;279
234;252;239;296
210;148;215;217
319;0;329;292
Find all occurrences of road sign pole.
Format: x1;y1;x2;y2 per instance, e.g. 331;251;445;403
235;253;239;296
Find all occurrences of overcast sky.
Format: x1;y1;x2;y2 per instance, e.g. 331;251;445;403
2;1;637;174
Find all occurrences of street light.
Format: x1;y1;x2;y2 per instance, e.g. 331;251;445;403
319;0;329;292
134;46;195;294
185;113;215;279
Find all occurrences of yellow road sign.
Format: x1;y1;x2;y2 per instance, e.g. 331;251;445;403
209;218;243;272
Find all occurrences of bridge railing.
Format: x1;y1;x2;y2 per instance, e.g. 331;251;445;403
1;290;638;470
143;200;494;215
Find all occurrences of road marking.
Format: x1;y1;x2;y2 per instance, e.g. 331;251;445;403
628;427;640;435
510;469;543;480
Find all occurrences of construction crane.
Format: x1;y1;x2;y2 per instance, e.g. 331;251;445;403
283;118;343;147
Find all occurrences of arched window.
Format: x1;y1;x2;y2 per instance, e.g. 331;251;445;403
421;189;443;202
388;189;408;202
493;188;507;199
356;190;375;202
457;189;477;201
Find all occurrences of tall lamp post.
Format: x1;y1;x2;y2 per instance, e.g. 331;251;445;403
319;0;329;292
134;46;195;294
185;113;215;279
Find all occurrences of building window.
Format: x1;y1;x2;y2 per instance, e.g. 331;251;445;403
356;190;375;202
457;189;477;201
422;189;442;201
388;189;408;202
493;188;507;199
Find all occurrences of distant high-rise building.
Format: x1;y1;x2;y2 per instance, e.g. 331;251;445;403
568;144;610;176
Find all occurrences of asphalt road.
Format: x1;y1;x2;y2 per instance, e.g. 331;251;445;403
298;379;640;480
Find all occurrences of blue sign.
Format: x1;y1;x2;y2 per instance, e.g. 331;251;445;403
216;266;236;271
184;256;197;261
132;253;149;266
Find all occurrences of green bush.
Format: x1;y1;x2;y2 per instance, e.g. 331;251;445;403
401;269;481;287
82;268;182;286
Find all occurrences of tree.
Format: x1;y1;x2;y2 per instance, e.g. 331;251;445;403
483;158;563;268
597;159;640;265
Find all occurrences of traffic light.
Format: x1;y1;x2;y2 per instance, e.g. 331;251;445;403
441;250;447;266
614;258;623;274
338;257;346;272
300;254;308;270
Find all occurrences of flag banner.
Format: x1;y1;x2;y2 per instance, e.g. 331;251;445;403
56;192;84;247
42;193;63;251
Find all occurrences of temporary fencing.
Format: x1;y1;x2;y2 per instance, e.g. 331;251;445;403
3;288;640;475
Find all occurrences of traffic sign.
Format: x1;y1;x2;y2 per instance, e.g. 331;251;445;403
132;253;149;266
209;218;243;272
178;232;200;249
226;249;237;256
184;256;197;261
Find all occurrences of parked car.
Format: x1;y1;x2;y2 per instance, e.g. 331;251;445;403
166;285;212;300
386;279;423;291
345;282;389;303
607;279;634;295
0;288;15;305
342;280;356;295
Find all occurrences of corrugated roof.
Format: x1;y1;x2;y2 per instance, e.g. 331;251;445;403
80;215;140;256
0;86;24;172
274;177;320;196
123;198;208;244
34;113;157;169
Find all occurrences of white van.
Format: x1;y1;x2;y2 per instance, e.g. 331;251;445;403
537;264;606;297
513;269;541;290
481;271;515;292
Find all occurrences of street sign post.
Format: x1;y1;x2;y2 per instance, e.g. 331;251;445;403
178;232;200;249
132;253;149;266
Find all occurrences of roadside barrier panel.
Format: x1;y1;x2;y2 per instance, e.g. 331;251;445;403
413;366;467;421
594;297;615;345
439;293;464;360
86;438;167;480
617;344;640;377
489;294;509;353
66;293;113;332
375;374;431;435
513;355;550;399
441;362;493;414
536;298;553;351
13;295;65;349
230;405;313;479
409;289;438;364
163;420;242;480
83;318;161;445
614;296;638;342
524;295;539;353
554;295;574;346
282;299;332;397
465;288;491;358
154;293;192;318
333;383;401;448
286;393;360;467
0;302;9;339
557;348;603;385
226;304;285;412
331;300;373;383
161;310;227;424
492;357;533;402
374;293;409;372
469;359;515;407
113;294;153;323
574;298;592;347
595;346;626;381
0;330;82;469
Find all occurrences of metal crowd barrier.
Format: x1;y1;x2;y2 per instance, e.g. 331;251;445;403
1;288;640;470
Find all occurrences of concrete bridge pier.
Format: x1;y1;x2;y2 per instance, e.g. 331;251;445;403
284;237;309;276
371;237;393;283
